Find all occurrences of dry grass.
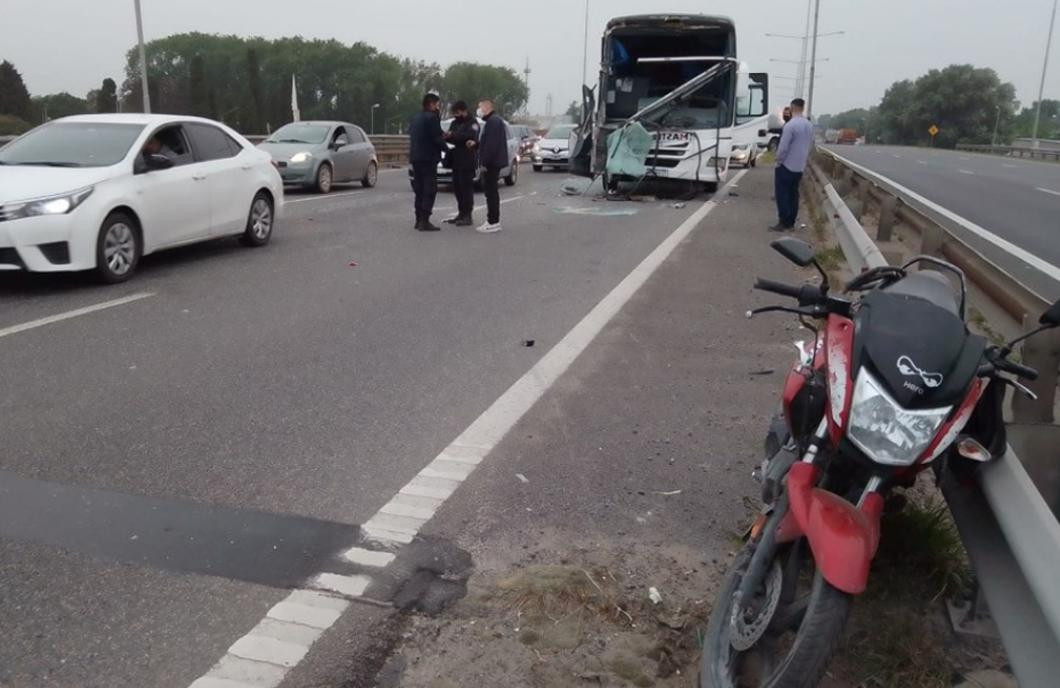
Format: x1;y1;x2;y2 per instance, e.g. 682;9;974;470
493;565;636;626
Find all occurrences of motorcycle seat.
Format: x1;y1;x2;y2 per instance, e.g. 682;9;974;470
884;271;960;316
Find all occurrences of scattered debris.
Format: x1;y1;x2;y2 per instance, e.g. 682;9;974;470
648;587;663;605
554;206;639;217
749;369;776;376
629;194;658;203
652;490;683;497
348;261;358;267
522;340;536;348
728;191;740;197
671;202;686;209
515;473;529;484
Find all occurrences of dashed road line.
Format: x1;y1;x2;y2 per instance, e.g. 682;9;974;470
1036;187;1060;197
1002;163;1017;168
957;169;975;175
284;189;367;205
187;169;748;688
0;292;155;340
917;160;927;165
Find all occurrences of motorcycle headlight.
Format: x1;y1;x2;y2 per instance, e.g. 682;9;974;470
290;152;313;164
5;186;94;220
847;370;952;466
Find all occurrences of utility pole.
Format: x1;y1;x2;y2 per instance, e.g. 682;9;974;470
1032;0;1058;149
582;0;591;87
133;0;151;113
523;58;532;115
807;0;821;118
796;0;812;97
992;104;1002;147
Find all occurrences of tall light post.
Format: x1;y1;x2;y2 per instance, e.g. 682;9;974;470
1031;0;1058;149
807;0;822;119
133;0;151;113
765;29;841;101
582;0;591;87
992;104;1002;147
371;103;381;135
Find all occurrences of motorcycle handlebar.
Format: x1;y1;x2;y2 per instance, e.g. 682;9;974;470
754;278;804;299
995;358;1040;381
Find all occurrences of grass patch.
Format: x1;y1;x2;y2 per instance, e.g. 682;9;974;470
759;150;777;166
493;565;635;625
834;497;973;687
814;245;846;273
968;307;1009;348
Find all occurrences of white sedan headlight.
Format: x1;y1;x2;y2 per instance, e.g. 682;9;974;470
4;187;94;220
847;370;952;466
289;152;313;164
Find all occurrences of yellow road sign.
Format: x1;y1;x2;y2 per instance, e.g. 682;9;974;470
928;124;939;137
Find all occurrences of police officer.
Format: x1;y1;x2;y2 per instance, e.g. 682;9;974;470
408;93;447;232
445;101;479;227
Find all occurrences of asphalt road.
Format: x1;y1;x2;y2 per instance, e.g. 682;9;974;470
822;144;1060;298
0;166;722;687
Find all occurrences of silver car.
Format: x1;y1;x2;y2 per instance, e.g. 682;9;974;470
260;121;378;193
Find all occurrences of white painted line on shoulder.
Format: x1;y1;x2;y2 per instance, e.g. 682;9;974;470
198;655;286;687
227;635;309;668
310;573;372;597
364;512;426;535
250;618;323;647
0;292;155;340
267;598;347;629
824;149;1060;283
186;169;747;688
342;547;397;567
957;169;975;175
189;677;260;688
1036;187;1060;197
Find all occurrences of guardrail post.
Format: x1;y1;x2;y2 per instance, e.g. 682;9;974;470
877;196;898;242
919;223;944;258
1013;321;1060;423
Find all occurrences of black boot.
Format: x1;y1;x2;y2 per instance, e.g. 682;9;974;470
417;218;441;232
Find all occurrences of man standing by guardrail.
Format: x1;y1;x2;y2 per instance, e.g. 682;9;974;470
771;98;814;232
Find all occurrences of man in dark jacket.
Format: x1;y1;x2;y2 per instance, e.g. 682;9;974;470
475;99;508;234
445;101;479;227
408;93;447;231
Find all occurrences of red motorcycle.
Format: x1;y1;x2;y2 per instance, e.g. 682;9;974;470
700;237;1060;688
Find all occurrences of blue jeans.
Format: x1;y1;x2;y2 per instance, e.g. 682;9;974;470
774;164;803;228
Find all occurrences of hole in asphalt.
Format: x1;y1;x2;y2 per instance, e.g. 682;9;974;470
365;535;474;616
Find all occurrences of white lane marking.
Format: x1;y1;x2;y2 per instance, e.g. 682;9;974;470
1036;187;1060;197
892;154;902;158
284;190;366;205
957;169;975;175
824;149;1060;283
0;292;155;340
1002;163;1017;168
341;548;396;567
436;193;529;215
188;169;748;688
917;160;927;165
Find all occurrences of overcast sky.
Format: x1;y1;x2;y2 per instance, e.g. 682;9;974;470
3;0;1058;117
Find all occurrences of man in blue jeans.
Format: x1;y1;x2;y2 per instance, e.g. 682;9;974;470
771;98;814;232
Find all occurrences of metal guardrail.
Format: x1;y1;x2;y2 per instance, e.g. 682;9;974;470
957;143;1060;162
807;148;1060;688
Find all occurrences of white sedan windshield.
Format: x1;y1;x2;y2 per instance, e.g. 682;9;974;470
0;122;145;168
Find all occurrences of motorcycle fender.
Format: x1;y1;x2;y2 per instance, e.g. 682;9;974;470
783;463;884;594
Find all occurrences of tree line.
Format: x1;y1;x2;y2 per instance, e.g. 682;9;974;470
0;34;529;136
817;64;1059;148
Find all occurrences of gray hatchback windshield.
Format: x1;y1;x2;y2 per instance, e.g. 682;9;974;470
266;123;331;144
0;122;145;168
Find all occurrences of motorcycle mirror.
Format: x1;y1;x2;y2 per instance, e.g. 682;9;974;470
1040;299;1060;327
770;237;816;267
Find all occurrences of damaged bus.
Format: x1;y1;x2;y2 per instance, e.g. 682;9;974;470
570;14;769;193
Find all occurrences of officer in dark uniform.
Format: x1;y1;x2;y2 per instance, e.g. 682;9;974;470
408;93;447;232
445;101;480;227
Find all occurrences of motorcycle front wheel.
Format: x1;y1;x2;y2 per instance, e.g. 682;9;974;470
701;541;851;688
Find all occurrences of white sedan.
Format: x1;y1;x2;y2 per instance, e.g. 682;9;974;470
0;114;284;283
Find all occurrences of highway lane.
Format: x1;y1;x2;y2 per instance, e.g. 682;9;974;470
822;144;1060;299
0;167;715;686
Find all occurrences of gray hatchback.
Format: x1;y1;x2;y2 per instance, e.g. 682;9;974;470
259;121;378;193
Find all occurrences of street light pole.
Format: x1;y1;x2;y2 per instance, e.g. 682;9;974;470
807;0;821;119
992;104;1002;147
582;0;591;87
133;0;151;113
371;103;381;135
1031;0;1058;149
797;0;812;97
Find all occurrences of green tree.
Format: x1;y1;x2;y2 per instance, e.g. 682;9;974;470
0;60;32;119
565;100;580;120
97;78;118;113
188;54;210;117
874;65;1016;148
0;114;31;135
442;62;528;115
243;48;264;133
31;92;89;122
1011;99;1060;141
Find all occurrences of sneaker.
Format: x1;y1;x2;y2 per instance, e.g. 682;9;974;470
476;222;502;234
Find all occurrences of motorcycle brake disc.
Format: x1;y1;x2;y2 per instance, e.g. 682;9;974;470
729;561;783;652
